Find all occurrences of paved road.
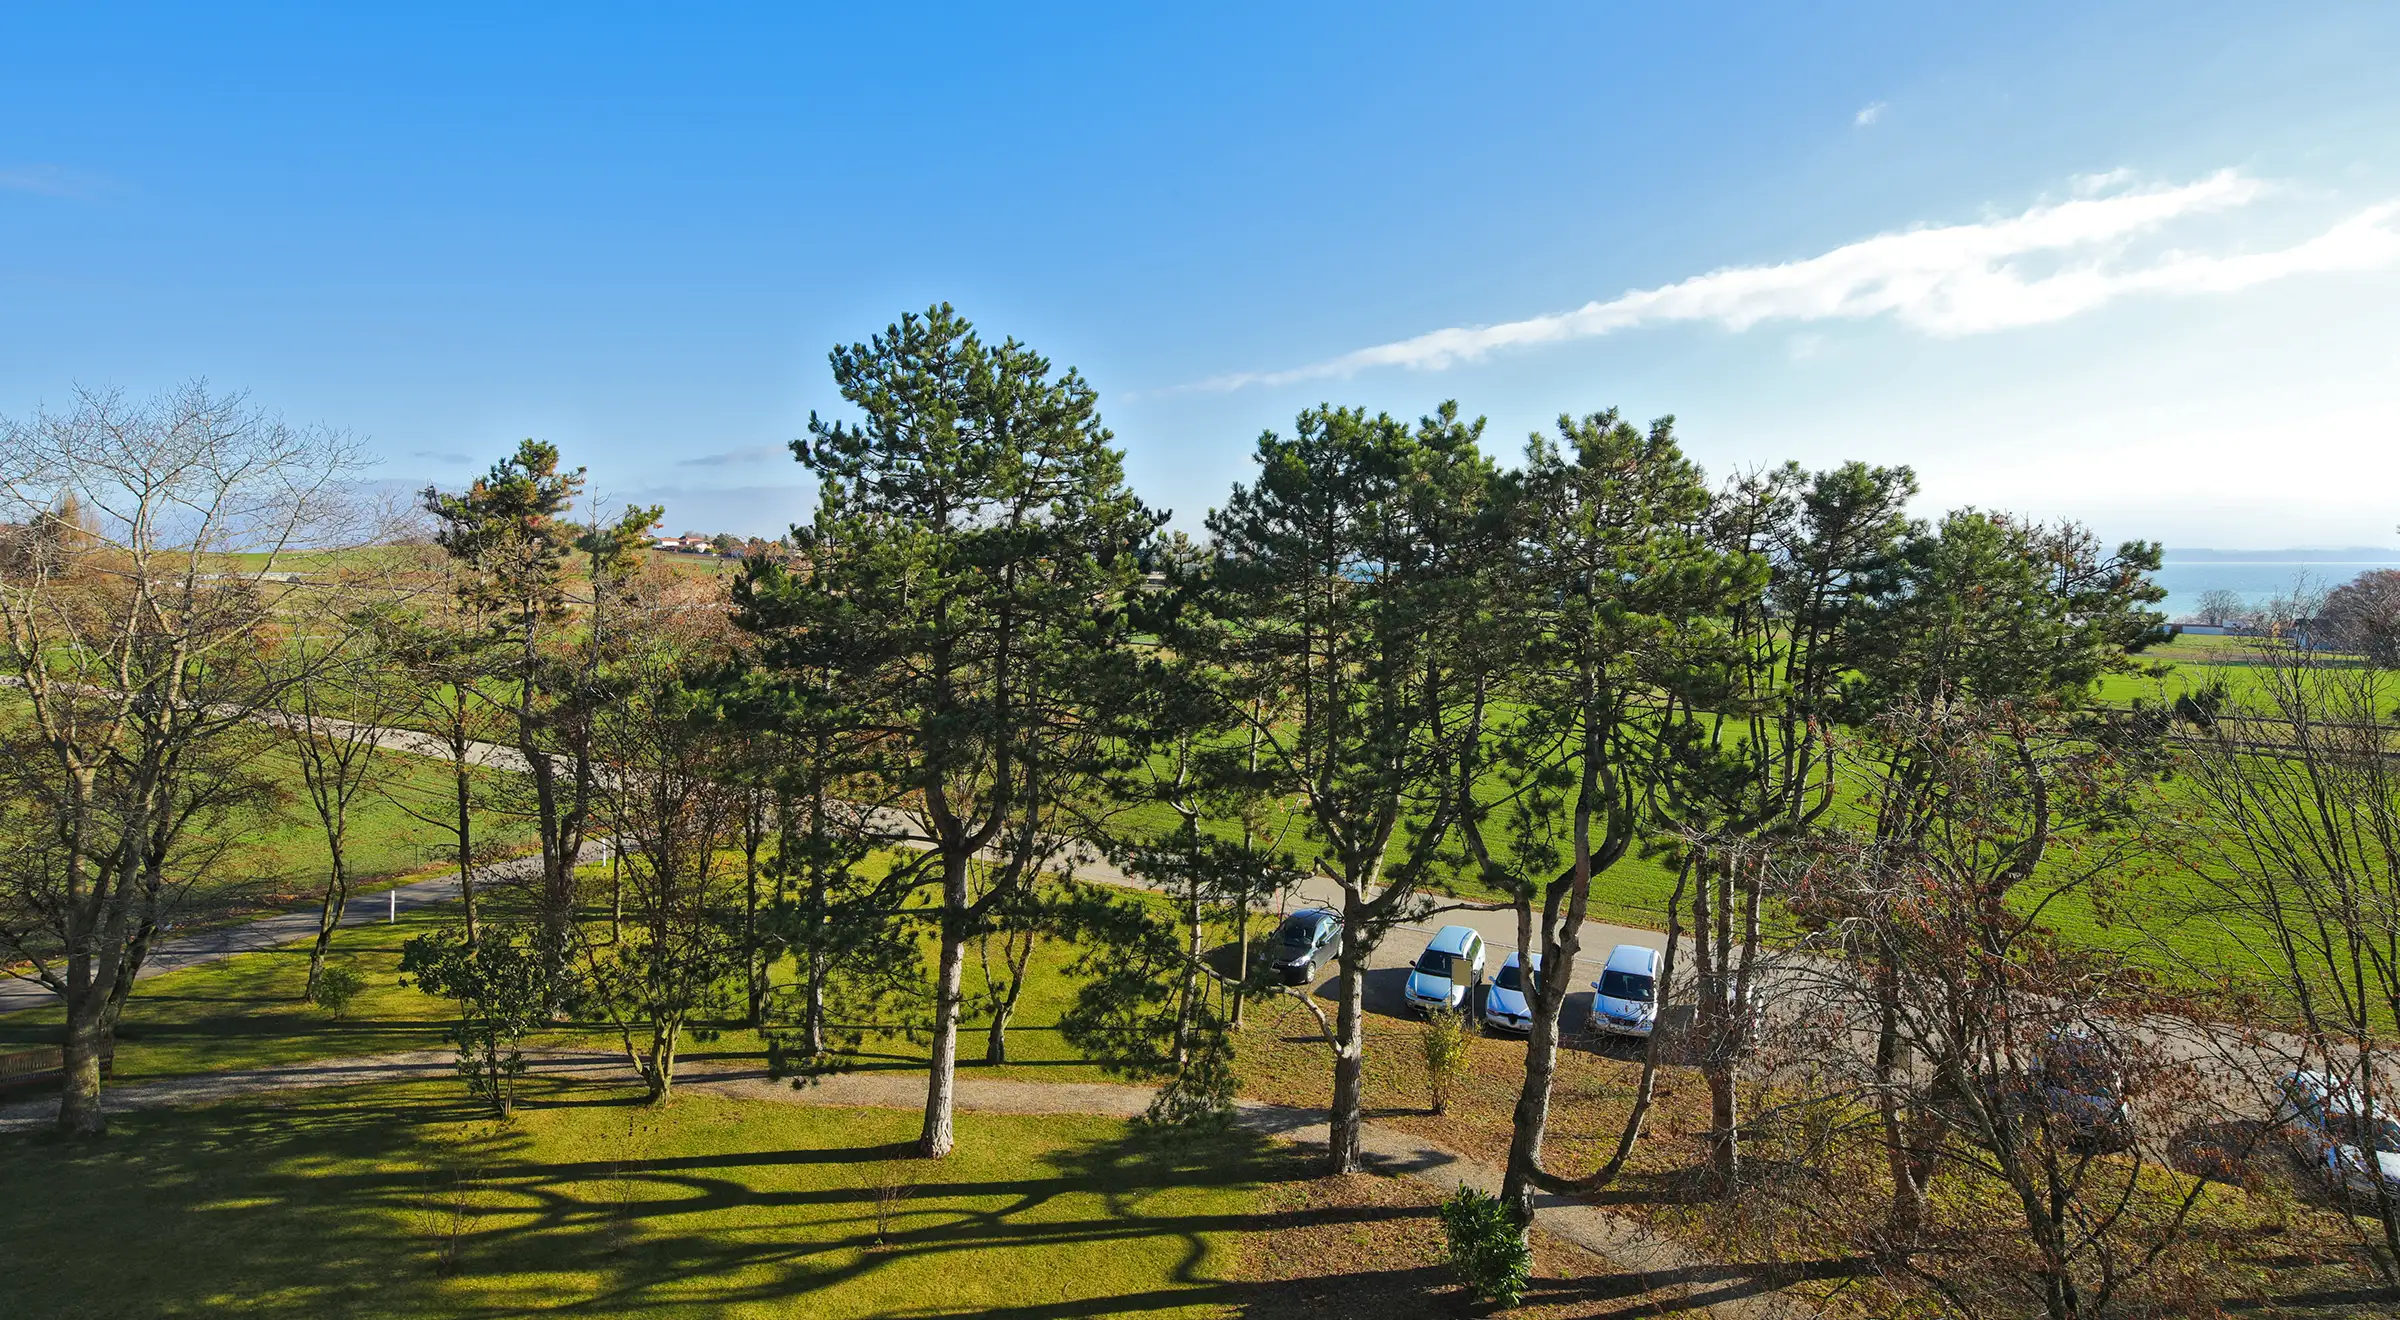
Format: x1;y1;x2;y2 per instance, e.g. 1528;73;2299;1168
0;853;552;1018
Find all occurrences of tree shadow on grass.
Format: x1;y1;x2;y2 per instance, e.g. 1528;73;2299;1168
1;1080;1395;1319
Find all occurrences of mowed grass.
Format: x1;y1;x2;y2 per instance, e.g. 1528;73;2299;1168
0;902;462;1074
0;1077;1299;1320
187;742;533;921
0;865;1127;1085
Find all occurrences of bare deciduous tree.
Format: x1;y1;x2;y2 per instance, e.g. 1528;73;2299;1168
0;381;365;1134
2179;635;2400;1275
271;605;413;1001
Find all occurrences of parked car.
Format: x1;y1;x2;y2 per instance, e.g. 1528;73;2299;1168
1482;951;1541;1033
2030;1027;2136;1154
1270;908;1342;986
2277;1070;2400;1201
1586;943;1661;1038
1971;1027;2137;1156
1404;925;1487;1014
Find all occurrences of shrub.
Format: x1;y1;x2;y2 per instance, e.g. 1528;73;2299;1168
1418;1006;1471;1115
400;923;552;1117
1439;1184;1531;1308
314;960;367;1019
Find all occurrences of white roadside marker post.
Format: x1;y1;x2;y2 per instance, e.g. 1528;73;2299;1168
389;888;397;924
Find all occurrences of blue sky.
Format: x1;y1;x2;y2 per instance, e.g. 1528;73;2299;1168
4;4;2397;547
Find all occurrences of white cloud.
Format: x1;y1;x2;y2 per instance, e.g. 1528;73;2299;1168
1187;170;2400;391
1854;101;1886;127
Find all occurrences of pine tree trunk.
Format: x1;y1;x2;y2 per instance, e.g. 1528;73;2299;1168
1175;885;1203;1069
744;826;763;1026
803;949;828;1059
1326;928;1368;1175
1501;997;1565;1220
1231;905;1250;1030
919;861;970;1158
985;931;1033;1066
455;758;479;942
984;995;1012;1066
1694;858;1740;1187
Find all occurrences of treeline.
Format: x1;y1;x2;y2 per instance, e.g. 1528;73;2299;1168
8;317;2400;1318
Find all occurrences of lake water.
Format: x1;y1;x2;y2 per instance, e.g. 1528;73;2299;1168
2155;559;2400;619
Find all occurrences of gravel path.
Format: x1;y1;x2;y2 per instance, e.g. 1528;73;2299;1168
0;1049;1815;1319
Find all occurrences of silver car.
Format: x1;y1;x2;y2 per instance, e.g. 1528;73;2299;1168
1482;951;1540;1034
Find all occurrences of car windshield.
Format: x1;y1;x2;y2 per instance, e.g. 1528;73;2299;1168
1414;950;1453;978
2330;1114;2400;1153
1276;917;1318;947
1494;963;1535;993
1599;970;1654;1003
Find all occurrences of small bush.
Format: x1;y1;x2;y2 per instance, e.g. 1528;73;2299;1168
315;961;367;1019
872;1160;917;1248
1439;1184;1531;1308
1418;1007;1471;1115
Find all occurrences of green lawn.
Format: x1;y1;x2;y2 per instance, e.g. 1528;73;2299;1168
0;1078;1296;1320
0;866;1128;1086
0;901;464;1075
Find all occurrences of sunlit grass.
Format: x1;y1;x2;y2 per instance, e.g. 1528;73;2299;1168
0;1078;1294;1320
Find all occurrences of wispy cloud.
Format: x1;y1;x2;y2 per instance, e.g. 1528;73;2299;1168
412;449;472;465
1184;170;2400;391
677;444;788;468
0;164;110;199
1854;101;1886;128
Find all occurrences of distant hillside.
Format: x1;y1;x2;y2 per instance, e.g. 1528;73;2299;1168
2163;547;2400;563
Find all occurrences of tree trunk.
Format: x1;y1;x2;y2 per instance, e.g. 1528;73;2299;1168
56;1010;109;1137
1231;905;1250;1030
305;835;349;1001
1325;923;1368;1175
1502;992;1566;1219
455;758;479;942
803;948;828;1059
801;857;829;1059
1500;870;1591;1222
1876;964;1927;1241
744;839;763;1026
647;1021;679;1102
984;929;1033;1066
1694;857;1741;1187
743;794;765;1026
1707;1071;1741;1185
1175;884;1203;1069
984;995;1012;1066
919;863;969;1158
